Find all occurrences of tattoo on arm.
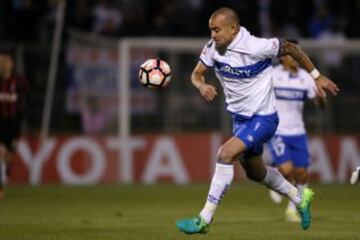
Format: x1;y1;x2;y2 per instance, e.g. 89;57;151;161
278;40;315;72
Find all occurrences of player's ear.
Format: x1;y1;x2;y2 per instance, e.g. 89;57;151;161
230;24;237;34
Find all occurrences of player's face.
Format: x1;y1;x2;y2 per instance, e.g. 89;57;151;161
209;15;237;49
2;55;14;72
0;55;13;79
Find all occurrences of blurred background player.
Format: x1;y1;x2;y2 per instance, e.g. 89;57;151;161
0;49;29;199
350;167;360;185
175;7;339;234
267;41;326;222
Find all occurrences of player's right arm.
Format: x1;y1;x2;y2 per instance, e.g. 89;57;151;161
191;61;218;101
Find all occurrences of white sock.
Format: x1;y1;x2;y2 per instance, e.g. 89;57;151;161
287;183;308;211
262;166;301;205
199;163;234;224
296;183;308;191
287;199;297;212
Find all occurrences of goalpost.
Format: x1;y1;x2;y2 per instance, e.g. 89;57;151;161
118;38;208;139
117;38;210;183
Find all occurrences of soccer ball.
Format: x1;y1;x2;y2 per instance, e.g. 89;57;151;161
138;58;171;88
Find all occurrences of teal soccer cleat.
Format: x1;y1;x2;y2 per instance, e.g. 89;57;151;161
297;188;315;230
175;216;210;234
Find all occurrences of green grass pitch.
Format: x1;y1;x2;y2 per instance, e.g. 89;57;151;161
0;183;359;239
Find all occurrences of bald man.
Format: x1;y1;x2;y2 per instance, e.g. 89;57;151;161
175;7;339;234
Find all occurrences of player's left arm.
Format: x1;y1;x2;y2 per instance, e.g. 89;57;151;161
278;40;340;97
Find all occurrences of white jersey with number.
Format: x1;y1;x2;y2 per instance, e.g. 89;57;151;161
272;65;317;135
200;27;280;117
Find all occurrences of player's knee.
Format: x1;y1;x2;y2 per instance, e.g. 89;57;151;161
217;147;235;164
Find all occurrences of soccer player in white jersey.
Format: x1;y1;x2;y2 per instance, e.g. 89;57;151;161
175;7;339;234
267;45;325;222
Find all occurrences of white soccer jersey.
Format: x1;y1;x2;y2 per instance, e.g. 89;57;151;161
200;27;279;117
272;65;317;135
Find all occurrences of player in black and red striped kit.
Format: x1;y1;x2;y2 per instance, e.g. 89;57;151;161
0;50;29;198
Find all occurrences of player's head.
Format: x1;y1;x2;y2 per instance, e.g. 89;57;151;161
280;39;299;71
209;7;240;50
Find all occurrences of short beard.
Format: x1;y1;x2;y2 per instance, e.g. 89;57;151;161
216;44;227;55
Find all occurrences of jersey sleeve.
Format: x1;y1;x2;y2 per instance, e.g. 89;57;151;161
199;40;215;67
249;37;280;59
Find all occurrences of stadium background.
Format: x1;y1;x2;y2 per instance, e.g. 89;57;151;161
1;0;358;185
1;1;360;240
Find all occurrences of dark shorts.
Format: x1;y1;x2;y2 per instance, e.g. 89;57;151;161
0;118;20;152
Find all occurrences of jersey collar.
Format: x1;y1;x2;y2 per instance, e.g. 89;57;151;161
227;27;244;50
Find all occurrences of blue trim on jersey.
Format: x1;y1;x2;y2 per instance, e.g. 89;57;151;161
289;72;299;78
214;59;271;79
274;87;308;101
199;58;214;68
